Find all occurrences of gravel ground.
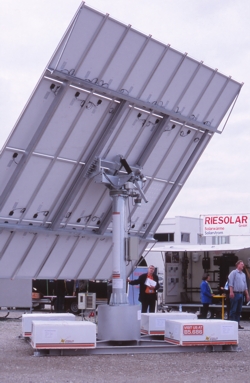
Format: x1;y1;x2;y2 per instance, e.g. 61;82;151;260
0;311;250;383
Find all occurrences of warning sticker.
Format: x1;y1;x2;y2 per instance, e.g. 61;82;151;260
183;325;203;335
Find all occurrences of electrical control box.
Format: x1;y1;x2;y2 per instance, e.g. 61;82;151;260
78;293;96;310
127;236;139;261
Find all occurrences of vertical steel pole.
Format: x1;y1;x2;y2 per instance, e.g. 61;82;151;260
109;190;129;305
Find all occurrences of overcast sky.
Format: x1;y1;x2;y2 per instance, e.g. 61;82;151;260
0;0;249;243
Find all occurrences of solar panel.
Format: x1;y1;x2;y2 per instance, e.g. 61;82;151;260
0;3;242;280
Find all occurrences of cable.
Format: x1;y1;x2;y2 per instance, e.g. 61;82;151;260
136;113;160;129
98;80;109;88
152;100;163;106
127;198;133;230
49;83;61;95
74;91;102;109
180;129;191;137
84;78;109;88
61;68;75;76
12;152;18;164
165;124;176;132
120;88;129;94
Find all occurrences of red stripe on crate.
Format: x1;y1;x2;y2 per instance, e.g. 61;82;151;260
182;340;238;346
32;343;95;349
164;337;180;345
150;331;164;335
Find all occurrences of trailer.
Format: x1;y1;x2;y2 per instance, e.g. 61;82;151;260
0;279;32;313
144;243;250;319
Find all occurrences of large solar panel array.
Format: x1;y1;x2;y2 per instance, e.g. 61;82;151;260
0;2;242;280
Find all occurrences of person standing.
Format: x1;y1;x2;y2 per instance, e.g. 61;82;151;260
200;273;213;319
228;260;249;329
128;265;160;313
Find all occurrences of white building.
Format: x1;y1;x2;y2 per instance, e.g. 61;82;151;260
152;216;230;246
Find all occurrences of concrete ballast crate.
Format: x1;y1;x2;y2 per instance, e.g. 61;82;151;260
164;319;238;346
31;320;96;349
141;312;197;335
22;313;75;337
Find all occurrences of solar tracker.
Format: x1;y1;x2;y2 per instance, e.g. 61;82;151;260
0;2;242;281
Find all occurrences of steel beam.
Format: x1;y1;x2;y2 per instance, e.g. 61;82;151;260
142;130;210;238
47;69;220;134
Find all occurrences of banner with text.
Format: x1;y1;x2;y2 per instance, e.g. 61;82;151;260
201;214;250;236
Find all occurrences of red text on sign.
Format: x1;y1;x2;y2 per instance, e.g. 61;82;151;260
183;325;204;336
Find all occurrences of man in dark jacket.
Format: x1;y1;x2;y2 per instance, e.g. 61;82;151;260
200;273;213;319
128;265;160;313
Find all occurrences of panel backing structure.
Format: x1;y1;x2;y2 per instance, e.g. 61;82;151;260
0;2;242;280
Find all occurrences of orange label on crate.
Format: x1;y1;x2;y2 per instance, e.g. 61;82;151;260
183;325;203;335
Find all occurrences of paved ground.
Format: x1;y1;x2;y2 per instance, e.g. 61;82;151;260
0;311;250;383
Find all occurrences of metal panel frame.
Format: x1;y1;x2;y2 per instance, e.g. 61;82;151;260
0;4;242;280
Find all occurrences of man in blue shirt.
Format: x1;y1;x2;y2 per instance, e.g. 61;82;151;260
228;260;250;329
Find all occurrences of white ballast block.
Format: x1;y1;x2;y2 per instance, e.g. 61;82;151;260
22;313;75;337
164;319;238;346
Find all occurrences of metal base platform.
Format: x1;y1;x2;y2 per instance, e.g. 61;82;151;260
31;335;242;356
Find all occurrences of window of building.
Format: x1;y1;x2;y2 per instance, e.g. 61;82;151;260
154;233;174;242
181;232;190;242
212;236;230;245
